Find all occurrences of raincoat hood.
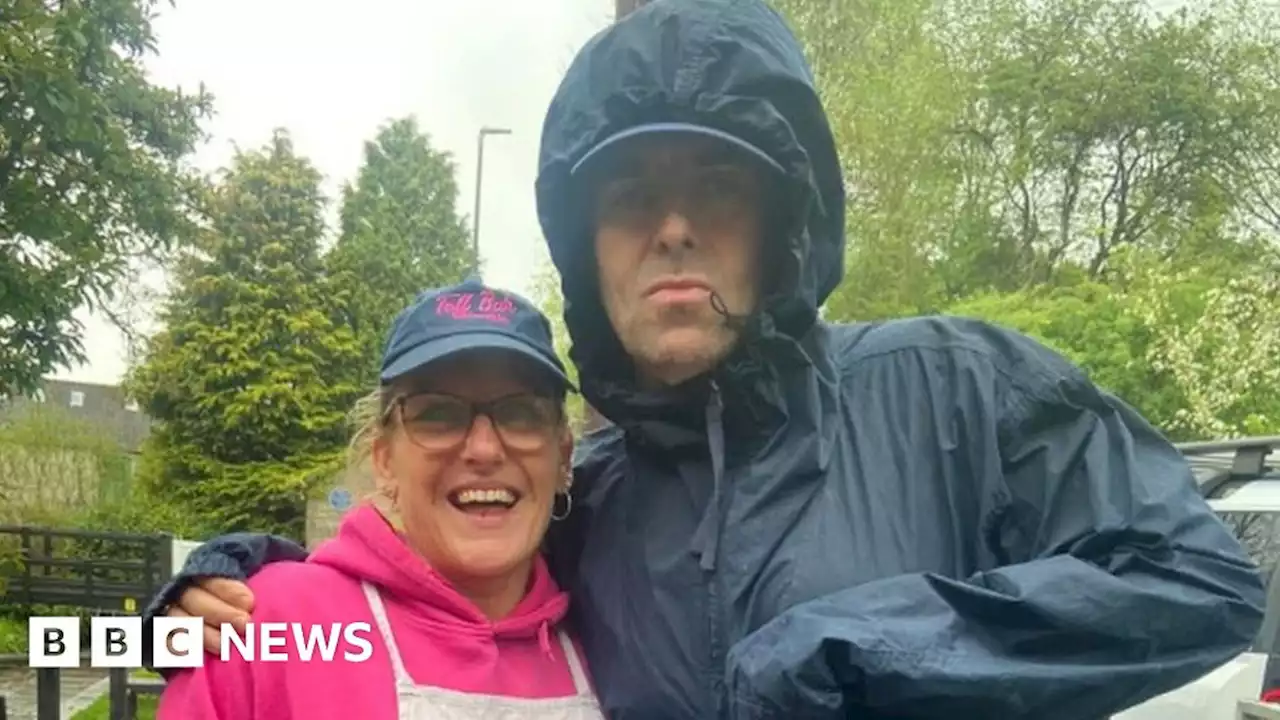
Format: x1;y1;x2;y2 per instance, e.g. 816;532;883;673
535;0;846;428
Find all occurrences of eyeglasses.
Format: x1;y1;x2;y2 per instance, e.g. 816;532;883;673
386;391;562;452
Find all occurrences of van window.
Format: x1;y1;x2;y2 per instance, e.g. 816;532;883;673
1218;510;1280;653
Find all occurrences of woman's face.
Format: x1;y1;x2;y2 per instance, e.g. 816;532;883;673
372;351;572;583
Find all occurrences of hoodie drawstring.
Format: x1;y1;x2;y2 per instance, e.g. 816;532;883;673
538;620;553;659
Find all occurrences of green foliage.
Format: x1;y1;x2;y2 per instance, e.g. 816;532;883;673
773;0;1280;318
776;0;960;320
0;0;214;397
326;116;474;387
771;0;1280;441
0;615;23;654
942;246;1280;440
126;130;364;539
945;279;1188;434
120;118;478;540
0;402;132;519
941;0;1278;274
530;255;586;431
71;693;157;720
0;478;211;653
0;486;212;606
1119;248;1280;438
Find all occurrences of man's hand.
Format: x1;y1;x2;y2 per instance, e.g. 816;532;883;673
165;578;255;654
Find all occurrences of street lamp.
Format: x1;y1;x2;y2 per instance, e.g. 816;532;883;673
472;126;512;278
615;0;654;18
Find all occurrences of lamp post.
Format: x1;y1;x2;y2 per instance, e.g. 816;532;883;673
471;126;512;278
615;0;653;18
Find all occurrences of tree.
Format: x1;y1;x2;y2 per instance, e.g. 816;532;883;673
127;130;362;538
1120;249;1280;439
529;254;587;430
771;0;1280;320
768;0;1280;441
944;277;1189;433
945;246;1280;441
326;116;472;387
771;0;966;321
943;0;1278;278
0;0;214;396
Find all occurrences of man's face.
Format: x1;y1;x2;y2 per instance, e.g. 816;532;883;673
589;134;766;387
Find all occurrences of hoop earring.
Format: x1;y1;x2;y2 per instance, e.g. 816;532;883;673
551;490;572;521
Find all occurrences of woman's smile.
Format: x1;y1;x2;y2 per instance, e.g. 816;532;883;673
446;483;526;529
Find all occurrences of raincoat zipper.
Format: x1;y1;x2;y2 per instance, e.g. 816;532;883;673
704;380;728;716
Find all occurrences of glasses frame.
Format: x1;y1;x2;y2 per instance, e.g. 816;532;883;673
382;389;564;453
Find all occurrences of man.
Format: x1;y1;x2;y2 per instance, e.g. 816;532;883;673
146;1;1266;718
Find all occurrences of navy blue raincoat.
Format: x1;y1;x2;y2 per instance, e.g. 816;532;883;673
148;1;1266;718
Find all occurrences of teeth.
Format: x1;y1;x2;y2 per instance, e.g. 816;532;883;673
454;488;516;505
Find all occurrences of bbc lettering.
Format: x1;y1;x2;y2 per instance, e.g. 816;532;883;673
28;617;374;668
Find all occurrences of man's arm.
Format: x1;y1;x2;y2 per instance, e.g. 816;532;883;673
142;533;307;672
156;566;300;720
726;336;1266;720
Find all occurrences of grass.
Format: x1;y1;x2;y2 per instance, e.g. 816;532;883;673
70;694;158;720
0;616;24;654
68;670;162;720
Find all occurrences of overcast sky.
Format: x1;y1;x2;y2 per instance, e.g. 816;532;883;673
53;0;613;387
50;0;1195;388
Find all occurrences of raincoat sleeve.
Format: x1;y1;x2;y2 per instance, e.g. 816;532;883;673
725;338;1266;720
142;533;308;674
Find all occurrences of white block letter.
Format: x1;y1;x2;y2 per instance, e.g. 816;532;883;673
259;622;288;661
91;616;141;668
28;617;80;668
343;622;373;662
292;623;341;662
220;623;253;662
153;616;204;668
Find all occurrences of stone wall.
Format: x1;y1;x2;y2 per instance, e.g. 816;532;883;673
305;496;346;550
0;445;117;510
304;461;377;549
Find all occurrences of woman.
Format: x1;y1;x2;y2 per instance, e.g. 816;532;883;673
157;278;605;720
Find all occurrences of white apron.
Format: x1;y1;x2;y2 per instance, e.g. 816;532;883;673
361;582;608;720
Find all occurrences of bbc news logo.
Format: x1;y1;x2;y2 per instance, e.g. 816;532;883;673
28;616;374;668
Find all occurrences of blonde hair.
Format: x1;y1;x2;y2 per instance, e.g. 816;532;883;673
343;386;402;528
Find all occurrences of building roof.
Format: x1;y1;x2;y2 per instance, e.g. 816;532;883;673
0;378;151;453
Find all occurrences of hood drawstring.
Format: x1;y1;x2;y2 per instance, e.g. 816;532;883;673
691;382;727;572
538;620;553;659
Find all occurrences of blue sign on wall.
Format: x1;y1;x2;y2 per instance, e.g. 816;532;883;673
328;487;353;512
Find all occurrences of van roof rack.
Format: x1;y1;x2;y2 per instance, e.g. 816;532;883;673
1176;435;1280;499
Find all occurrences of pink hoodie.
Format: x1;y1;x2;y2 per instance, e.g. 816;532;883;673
157;504;592;719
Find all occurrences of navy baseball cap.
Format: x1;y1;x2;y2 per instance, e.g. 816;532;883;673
569;122;785;178
379;278;574;392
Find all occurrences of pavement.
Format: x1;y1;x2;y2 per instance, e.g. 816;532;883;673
0;666;110;720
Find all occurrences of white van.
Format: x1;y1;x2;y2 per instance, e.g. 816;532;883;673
1115;436;1280;720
